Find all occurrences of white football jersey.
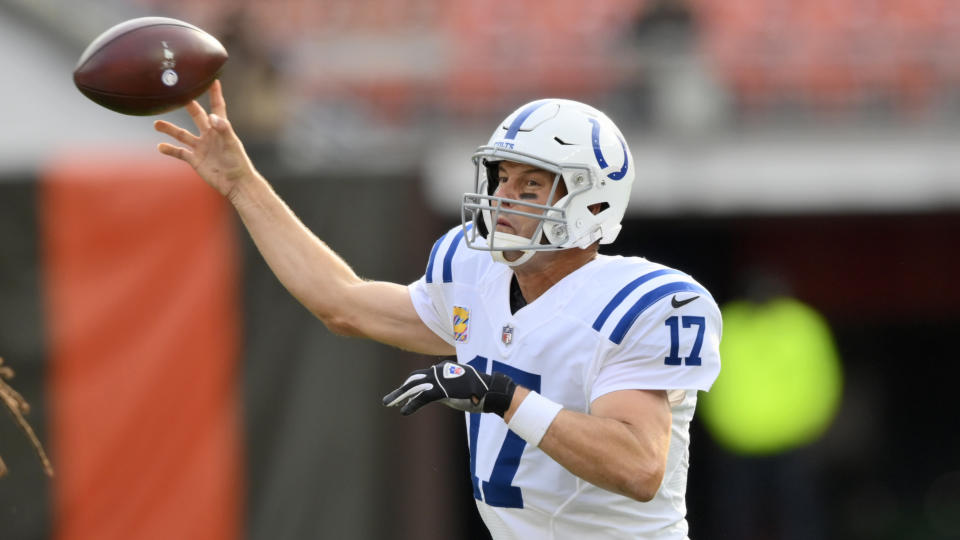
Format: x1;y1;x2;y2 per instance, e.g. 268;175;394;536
408;226;722;539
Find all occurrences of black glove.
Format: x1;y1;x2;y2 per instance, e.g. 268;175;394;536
383;360;517;417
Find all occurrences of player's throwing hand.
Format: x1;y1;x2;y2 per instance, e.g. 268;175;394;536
383;361;516;416
153;80;253;200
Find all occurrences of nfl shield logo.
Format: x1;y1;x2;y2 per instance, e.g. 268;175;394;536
444;364;465;378
501;324;514;345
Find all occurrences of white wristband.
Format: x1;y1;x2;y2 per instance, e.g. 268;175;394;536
507;391;563;447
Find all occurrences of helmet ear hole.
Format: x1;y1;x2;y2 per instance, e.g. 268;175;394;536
483;159;501;196
589;202;610;215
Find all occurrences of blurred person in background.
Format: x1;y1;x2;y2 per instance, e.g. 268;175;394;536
154;82;721;539
214;8;288;169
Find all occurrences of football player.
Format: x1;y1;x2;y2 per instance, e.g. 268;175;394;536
155;82;721;539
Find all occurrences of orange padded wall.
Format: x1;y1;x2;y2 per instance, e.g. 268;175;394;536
40;151;242;540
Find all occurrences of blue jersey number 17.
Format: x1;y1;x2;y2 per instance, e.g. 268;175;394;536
466;356;540;509
664;315;705;366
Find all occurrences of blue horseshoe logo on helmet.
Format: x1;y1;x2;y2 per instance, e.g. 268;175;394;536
589;118;629;180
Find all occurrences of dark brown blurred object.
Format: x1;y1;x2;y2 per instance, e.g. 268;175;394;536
0;356;53;478
214;9;287;163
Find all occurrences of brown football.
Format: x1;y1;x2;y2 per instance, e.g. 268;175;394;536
73;17;228;116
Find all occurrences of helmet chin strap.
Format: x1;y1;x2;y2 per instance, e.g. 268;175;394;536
487;231;540;267
491;248;536;267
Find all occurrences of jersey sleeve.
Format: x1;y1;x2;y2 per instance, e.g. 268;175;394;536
408;276;455;346
407;224;475;347
590;280;722;403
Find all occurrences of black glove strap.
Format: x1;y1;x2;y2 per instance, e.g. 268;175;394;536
482;372;517;417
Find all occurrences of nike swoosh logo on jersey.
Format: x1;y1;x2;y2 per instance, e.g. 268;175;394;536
671;295;699;308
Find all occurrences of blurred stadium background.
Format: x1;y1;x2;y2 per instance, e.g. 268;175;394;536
2;0;959;539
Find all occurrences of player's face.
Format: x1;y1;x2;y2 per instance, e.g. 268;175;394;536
492;161;566;241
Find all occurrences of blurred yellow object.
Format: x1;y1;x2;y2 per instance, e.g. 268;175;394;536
699;297;842;455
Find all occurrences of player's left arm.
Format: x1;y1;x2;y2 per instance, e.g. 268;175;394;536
521;293;721;501
506;386;671;502
531;293;720;501
532;293;722;501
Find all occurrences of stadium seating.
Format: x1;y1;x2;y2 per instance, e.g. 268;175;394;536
133;0;960;121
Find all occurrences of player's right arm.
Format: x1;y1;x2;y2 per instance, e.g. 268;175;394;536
230;173;454;355
154;81;454;357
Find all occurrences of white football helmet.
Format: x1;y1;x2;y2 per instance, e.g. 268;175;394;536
461;98;635;266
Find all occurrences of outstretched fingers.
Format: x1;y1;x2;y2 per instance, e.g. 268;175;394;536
383;382;433;408
154;120;199;146
185;100;210;131
400;393;431;416
156;142;196;167
209;80;227;118
153;120;198;166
